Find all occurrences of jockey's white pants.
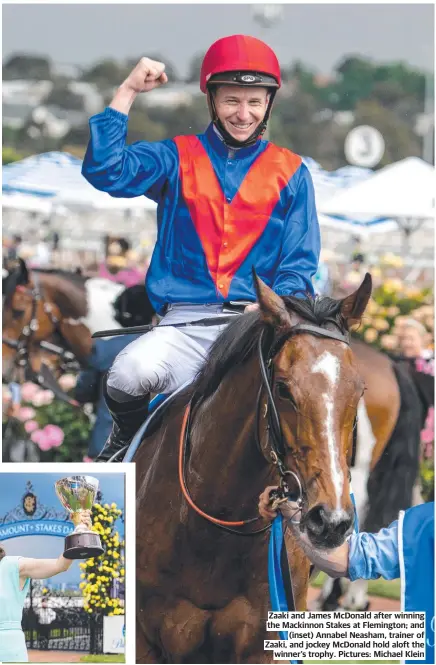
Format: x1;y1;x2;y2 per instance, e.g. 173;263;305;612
107;304;239;400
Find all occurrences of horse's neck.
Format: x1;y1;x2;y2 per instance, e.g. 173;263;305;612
188;356;274;513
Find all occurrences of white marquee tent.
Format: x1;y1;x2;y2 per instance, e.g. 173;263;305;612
3;150;433;262
2;151;157;213
319;156;434;221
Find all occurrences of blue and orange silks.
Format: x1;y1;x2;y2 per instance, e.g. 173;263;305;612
83;109;320;314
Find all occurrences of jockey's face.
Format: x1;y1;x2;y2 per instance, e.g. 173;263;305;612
213;85;270;142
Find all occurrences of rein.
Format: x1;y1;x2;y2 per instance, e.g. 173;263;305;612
179;402;272;536
179;320;350;535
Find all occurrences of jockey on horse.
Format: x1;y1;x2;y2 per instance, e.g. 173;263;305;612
82;34;321;462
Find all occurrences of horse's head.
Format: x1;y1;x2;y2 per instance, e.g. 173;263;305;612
2;258;43;380
255;273;372;549
2;259;90;381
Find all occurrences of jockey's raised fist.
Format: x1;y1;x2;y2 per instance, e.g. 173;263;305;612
123;57;168;93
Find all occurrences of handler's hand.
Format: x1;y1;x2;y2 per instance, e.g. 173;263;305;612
258;486;280;520
123;57;168;93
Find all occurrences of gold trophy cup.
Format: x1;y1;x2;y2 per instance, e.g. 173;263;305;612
55;476;104;560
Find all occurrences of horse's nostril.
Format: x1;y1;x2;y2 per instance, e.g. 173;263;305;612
305;505;353;545
305;505;326;536
309;506;325;528
336;516;352;537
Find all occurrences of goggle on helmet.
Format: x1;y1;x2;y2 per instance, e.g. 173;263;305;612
200;35;281;148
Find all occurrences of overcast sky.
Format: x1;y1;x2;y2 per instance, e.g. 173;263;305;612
3;4;434;77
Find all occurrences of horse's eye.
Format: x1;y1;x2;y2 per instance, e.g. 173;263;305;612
12;308;25;320
277;381;293;402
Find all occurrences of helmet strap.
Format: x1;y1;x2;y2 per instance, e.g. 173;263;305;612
208;88;276;149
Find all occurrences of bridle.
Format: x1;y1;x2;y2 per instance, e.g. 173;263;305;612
179;320;351;536
2;275;80;398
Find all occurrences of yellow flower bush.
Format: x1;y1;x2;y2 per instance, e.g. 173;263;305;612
80;502;125;617
355;263;433;351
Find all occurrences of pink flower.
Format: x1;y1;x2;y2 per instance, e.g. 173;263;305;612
43;424;64;448
58;374;77;391
30;425;64;451
31;390;54;407
30;429;50;449
38;437;54;452
17;407;36;422
421;407;434;445
24;420;39;433
21;382;41;402
83;456;93;463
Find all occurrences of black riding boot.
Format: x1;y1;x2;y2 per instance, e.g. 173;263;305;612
96;380;150;463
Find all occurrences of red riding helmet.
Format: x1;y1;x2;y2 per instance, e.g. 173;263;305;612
200;34;281;93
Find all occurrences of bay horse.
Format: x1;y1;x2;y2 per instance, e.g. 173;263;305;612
134;274;372;663
2;258;124;383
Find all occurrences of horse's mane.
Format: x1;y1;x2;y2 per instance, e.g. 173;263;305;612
193;294;346;401
39;273;88;319
3;261;88;319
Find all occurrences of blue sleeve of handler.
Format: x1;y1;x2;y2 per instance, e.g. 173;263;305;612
347;520;400;581
272;163;320;298
82;107;178;203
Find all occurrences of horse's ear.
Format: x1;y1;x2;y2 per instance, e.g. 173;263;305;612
340;272;372;327
18;258;30;285
252;269;292;329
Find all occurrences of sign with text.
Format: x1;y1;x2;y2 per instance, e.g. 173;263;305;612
0;520;73;540
0;481;71;540
103;615;125;654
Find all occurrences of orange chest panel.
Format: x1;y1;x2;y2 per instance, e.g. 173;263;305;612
174;135;302;297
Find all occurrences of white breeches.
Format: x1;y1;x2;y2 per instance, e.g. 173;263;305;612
107;304;238;398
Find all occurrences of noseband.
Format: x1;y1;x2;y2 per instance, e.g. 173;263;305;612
180;320;350;535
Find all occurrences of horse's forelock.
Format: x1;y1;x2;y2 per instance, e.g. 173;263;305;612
282;295;347;332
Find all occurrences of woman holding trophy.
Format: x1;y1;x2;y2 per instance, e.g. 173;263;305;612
0;510;93;663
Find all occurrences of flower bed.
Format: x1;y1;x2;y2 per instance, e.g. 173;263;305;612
355;280;433;352
80;503;125;617
3;375;92;462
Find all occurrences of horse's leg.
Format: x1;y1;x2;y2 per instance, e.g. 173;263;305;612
313;576;338;610
211;596;273;664
136;617;164;664
351;399;377;522
159;598;211;663
137;596;211;663
340;579;369;611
